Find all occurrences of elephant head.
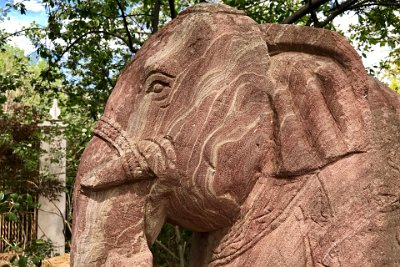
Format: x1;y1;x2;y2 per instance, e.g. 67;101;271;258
72;4;400;266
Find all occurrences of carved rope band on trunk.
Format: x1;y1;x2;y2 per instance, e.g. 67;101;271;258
93;116;151;182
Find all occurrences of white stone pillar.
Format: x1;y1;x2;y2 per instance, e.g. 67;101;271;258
37;99;66;256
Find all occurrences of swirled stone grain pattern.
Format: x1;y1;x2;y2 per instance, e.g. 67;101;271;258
72;3;400;267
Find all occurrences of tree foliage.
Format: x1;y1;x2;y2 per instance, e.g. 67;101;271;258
0;46;61;200
0;46;63;265
224;0;400;71
0;45;92;261
1;0;398;116
24;0;202;118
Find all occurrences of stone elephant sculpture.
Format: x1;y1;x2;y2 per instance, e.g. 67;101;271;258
71;3;400;266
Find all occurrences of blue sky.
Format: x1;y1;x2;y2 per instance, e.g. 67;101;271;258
0;0;47;53
0;0;47;23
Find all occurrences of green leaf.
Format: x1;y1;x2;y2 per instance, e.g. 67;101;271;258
26;194;33;205
18;255;28;267
32;255;41;265
19;3;26;15
13;202;21;210
6;212;18;222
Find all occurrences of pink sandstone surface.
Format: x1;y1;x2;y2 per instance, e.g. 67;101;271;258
71;3;400;266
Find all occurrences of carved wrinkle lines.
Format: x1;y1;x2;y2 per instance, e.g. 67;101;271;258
184;91;223;175
286;60;323;160
154;68;198;132
167;34;264;136
316;173;335;216
209;117;261;167
211;175;314;265
187;80;242;170
279;112;296;129
318;69;367;151
193;116;261;196
294;206;315;267
79;193;113;263
187;95;240;202
188;70;267;180
169;187;207;224
166;67;224;135
214;180;268;256
156;69;191;135
228;40;262;68
245;178;310;235
165;32;237;132
183;70;247;171
321;217;369;265
172;185;232;230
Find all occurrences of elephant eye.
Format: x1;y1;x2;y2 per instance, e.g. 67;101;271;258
144;72;174;105
145;72;174;93
147;81;170;94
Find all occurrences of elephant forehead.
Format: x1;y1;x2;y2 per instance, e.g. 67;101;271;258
103;6;266;134
143;15;200;72
121;22;269;140
128;39;270;144
160;37;270;130
143;7;262;76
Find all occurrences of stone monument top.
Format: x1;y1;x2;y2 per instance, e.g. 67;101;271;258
49;99;61;121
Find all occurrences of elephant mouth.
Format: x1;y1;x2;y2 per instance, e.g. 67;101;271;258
80;116;176;192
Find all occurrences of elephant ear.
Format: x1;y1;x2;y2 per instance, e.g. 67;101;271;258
260;24;372;177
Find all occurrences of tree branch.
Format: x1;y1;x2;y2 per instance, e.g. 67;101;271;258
151;0;161;33
54;30;136;65
102;66;115;88
0;27;43;43
308;0;322;27
115;0;135;53
351;1;400;10
168;0;177;19
310;10;322;27
281;0;331;24
319;0;358;27
154;240;179;260
175;226;185;267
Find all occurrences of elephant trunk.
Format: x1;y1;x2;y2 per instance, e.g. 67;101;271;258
72;117;176;266
72;135;155;266
72;180;154;266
